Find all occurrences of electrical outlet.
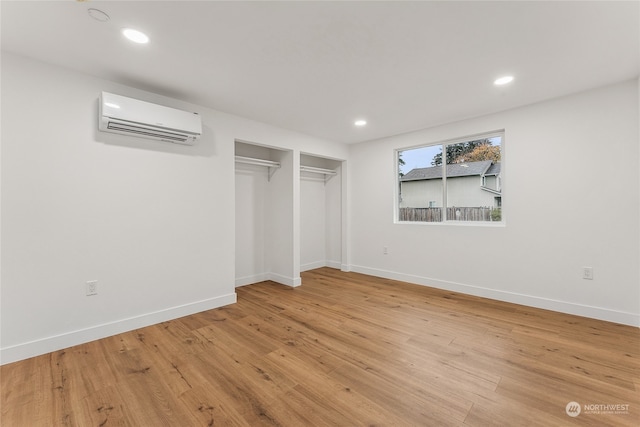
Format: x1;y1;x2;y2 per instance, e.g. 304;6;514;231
582;267;593;280
86;280;98;296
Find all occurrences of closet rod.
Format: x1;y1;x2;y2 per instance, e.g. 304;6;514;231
235;155;281;168
299;165;337;176
235;155;281;181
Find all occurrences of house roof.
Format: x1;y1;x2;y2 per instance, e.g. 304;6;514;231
485;163;501;176
401;160;498;181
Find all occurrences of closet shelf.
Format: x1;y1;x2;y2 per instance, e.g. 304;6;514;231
235;155;281;181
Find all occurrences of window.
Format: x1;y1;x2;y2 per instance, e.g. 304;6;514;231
397;131;503;223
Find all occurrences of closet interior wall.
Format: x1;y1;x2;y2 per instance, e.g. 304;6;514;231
300;154;342;272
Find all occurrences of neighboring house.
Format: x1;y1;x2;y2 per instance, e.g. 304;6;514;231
400;160;501;208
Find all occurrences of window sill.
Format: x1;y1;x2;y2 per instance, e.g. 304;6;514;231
395;220;506;227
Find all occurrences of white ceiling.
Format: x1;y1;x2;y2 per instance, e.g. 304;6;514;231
2;1;638;144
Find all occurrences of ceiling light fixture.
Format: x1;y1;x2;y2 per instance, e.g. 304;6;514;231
122;28;149;44
494;75;514;86
354;120;367;127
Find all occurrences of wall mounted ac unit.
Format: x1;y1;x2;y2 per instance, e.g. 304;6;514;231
98;92;202;145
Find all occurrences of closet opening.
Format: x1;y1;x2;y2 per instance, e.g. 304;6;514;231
235;141;297;287
300;154;343;273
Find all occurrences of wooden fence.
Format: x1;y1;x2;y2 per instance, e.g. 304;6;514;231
399;207;501;222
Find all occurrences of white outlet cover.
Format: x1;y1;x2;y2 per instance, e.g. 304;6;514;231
86;280;98;296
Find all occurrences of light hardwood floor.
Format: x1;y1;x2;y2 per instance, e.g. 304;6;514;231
2;268;639;426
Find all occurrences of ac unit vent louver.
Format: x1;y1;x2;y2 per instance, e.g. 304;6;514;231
106;122;190;143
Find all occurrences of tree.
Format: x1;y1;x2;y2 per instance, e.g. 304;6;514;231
457;144;501;163
431;139;494;165
398;152;406;177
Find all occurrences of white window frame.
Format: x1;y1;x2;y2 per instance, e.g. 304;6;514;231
395;130;505;226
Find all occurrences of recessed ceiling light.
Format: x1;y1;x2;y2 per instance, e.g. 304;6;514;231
122;28;149;44
494;75;514;86
87;8;110;22
354;120;367;126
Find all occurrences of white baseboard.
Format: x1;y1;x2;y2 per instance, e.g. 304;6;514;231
301;261;326;272
301;260;342;272
0;293;237;365
236;273;269;287
326;260;342;270
269;272;301;287
350;265;639;327
235;271;301;288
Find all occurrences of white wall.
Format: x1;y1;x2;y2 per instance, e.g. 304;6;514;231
0;53;347;364
348;79;640;326
235;158;269;286
301;177;327;270
325;164;342;268
265;149;298;286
